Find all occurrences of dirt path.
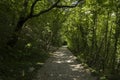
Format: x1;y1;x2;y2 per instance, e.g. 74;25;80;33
33;46;97;80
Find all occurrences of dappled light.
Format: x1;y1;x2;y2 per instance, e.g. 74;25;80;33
33;47;97;80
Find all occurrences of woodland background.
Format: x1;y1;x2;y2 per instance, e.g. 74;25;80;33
0;0;120;80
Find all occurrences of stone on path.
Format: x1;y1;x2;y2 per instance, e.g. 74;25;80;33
33;46;97;80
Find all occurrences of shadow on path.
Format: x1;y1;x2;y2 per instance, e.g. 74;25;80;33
33;46;97;80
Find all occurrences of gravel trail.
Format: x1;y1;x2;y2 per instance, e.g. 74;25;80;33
33;46;97;80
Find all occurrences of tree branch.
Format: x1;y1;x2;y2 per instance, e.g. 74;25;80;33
32;0;60;17
30;0;84;18
29;0;41;16
26;0;84;21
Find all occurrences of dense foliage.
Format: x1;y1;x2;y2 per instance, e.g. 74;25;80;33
0;0;119;80
62;0;120;79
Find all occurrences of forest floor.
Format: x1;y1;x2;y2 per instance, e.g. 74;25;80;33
32;46;98;80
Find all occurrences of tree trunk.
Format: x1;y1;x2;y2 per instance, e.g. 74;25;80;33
7;18;26;47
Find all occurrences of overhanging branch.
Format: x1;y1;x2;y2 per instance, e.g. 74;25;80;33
30;0;84;18
32;0;60;17
30;0;41;16
26;0;84;21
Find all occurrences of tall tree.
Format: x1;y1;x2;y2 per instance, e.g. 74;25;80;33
7;0;84;47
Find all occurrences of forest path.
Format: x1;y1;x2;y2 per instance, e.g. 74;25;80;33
33;46;97;80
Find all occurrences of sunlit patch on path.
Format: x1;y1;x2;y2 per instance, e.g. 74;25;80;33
33;46;97;80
